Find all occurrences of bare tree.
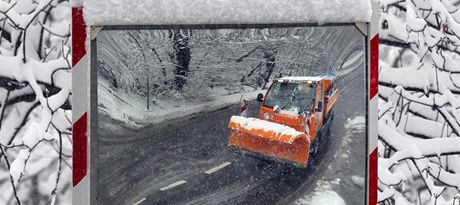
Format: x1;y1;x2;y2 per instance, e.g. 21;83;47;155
236;44;278;89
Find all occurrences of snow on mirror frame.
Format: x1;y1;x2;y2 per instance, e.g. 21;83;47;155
79;0;373;26
82;23;375;205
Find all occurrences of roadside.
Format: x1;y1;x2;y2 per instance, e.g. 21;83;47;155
98;77;266;129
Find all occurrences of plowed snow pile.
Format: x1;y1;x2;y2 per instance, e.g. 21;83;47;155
294;179;345;205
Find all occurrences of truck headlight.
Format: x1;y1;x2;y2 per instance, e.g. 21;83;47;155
263;112;271;120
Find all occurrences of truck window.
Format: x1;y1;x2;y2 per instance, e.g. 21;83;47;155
263;82;316;113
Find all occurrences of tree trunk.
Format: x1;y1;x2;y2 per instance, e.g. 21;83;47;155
261;46;277;88
146;76;149;110
170;29;191;90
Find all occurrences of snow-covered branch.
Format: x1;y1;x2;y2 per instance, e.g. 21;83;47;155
379;0;460;204
0;0;71;204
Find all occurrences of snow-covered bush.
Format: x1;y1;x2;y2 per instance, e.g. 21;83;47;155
379;0;460;204
0;0;71;204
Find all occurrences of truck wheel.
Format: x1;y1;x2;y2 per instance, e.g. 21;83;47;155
310;137;319;157
308;135;320;167
324;123;331;142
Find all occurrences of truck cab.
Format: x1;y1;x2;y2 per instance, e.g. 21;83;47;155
257;76;337;143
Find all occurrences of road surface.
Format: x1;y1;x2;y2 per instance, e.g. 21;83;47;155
96;51;366;205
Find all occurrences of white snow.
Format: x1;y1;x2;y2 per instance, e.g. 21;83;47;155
379;62;460;94
344;116;365;131
335;116;365;165
294;179;346;205
276;76;324;82
9;149;29;185
351;176;365;188
338;51;364;76
277;107;300;116
21;122;43;148
0;56;69;90
230;116;306;143
71;0;83;7
82;0;371;26
294;114;365;205
379;2;460;202
0;0;72;203
304;191;345;205
379;121;460;157
341;51;363;68
404;114;443;139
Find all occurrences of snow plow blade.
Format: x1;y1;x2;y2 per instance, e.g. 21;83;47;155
228;116;310;166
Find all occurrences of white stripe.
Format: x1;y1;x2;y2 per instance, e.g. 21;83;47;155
205;162;231;174
73;175;89;205
160;180;187;191
72;54;89;123
133;198;146;205
368;96;378;152
369;0;379;37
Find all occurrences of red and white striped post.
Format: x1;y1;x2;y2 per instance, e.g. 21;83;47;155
72;6;89;205
367;1;379;204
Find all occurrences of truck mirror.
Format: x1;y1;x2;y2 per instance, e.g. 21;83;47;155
316;101;323;112
257;93;264;102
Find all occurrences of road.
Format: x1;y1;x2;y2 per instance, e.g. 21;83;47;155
96;50;366;205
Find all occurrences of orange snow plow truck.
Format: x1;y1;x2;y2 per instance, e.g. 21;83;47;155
229;76;338;167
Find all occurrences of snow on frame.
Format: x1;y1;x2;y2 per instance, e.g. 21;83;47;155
82;0;372;26
277;76;324;82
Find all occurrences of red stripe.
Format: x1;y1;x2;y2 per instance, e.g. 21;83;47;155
370;35;379;99
72;7;86;66
369;148;378;205
73;113;87;186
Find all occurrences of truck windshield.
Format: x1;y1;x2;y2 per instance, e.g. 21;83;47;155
263;82;316;114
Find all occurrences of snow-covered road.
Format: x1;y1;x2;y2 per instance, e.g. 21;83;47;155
94;50;366;205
